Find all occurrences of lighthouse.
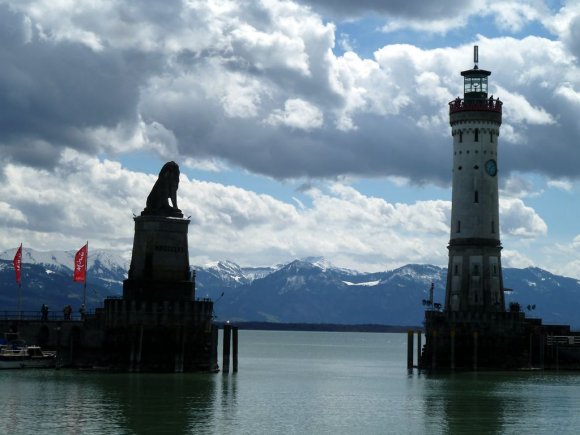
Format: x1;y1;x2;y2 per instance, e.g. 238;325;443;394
445;46;505;313
418;46;580;371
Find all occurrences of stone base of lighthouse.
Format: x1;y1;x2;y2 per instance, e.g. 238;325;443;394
445;240;505;313
420;310;580;370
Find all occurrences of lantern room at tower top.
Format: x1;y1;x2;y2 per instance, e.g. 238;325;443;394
461;67;490;99
461;45;490;99
449;45;502;115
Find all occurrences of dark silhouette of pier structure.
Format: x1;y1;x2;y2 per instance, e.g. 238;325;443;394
1;162;219;372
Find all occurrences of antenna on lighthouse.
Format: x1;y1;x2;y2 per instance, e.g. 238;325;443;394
474;45;479;69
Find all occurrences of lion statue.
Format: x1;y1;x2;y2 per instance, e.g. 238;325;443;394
142;161;183;217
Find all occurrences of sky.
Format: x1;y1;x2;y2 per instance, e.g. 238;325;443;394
0;0;579;276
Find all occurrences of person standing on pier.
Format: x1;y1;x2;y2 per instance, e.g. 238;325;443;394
41;304;48;321
63;304;72;320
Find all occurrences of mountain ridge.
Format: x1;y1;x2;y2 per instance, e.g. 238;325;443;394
1;248;579;328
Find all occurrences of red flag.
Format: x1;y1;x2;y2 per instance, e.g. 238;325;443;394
73;243;88;283
13;244;22;285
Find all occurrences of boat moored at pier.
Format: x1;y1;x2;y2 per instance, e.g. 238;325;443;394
0;334;56;369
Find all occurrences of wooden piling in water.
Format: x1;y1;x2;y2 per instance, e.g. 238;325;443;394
232;326;238;373
407;330;414;369
223;324;231;373
416;331;422;368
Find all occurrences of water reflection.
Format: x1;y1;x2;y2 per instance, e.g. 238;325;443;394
423;372;512;434
4;333;580;434
420;371;580;434
219;373;238;411
0;371;219;434
94;373;218;434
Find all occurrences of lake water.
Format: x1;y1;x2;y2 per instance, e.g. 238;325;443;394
2;330;580;434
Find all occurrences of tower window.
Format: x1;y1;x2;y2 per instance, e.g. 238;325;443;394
491;220;495;234
454;265;459;276
490;132;494;143
456;220;461;233
459;131;463;143
473;264;480;276
474;128;479;142
493;265;497;276
474;190;479;203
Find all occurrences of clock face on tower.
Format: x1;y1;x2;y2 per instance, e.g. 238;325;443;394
485;159;497;176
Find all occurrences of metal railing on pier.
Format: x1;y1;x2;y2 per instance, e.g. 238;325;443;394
547;335;580;346
0;311;92;322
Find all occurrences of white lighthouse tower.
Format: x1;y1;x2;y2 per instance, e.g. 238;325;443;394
445;46;505;313
419;46;578;371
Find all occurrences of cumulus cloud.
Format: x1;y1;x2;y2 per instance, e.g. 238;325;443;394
0;157;453;271
537;234;580;279
501;174;541;199
1;0;580;276
543;2;580;60
502;249;535;269
0;155;561;272
174;177;453;270
487;1;545;33
547;179;574;192
0;1;578;184
265;98;324;130
299;0;476;20
500;198;548;238
497;86;556;126
297;0;480;33
314;0;551;36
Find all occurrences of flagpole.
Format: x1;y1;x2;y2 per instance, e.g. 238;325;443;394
14;243;23;320
83;241;88;307
18;282;21;321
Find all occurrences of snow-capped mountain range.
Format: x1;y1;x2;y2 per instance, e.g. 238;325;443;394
1;248;580;328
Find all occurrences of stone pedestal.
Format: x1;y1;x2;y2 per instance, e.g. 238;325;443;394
123;215;194;301
102;212;218;372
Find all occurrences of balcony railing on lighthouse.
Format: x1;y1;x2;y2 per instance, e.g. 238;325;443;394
449;97;503;114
